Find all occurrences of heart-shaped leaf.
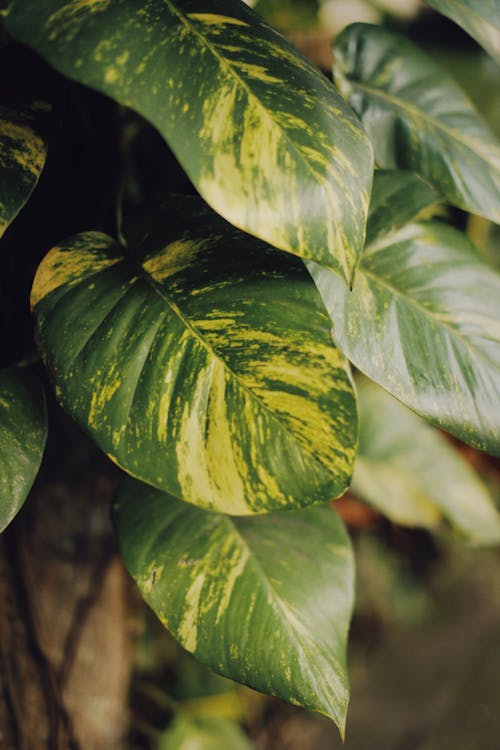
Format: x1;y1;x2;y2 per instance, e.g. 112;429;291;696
0;367;47;533
425;0;500;64
309;220;500;456
159;717;253;750
0;101;50;239
4;0;373;284
114;478;355;734
32;197;357;514
353;378;500;544
333;23;500;223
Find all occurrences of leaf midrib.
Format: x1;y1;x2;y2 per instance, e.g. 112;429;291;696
222;514;347;716
165;0;348;260
132;254;343;483
347;77;496;159
360;258;497;369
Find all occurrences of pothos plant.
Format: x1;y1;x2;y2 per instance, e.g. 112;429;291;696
1;0;500;741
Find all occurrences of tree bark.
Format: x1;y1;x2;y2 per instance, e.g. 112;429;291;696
0;409;137;749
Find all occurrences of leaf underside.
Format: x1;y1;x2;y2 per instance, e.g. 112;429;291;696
32;196;357;515
114;478;355;735
4;0;373;283
333;23;500;223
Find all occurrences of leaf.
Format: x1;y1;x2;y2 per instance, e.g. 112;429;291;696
0;367;47;533
113;477;355;734
32;197;357;514
333;23;500;223
353;378;500;544
308;220;500;456
0;101;50;240
4;0;373;284
425;0;500;64
366;169;441;246
159;717;253;750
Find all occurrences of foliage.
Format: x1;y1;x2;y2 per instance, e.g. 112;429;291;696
1;0;499;743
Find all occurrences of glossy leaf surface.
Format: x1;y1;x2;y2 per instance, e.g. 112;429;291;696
333;23;500;223
0;367;47;533
159;717;253;750
309;220;500;455
425;0;500;63
4;0;373;283
0;101;49;239
366;170;441;246
353;379;500;544
32;198;357;514
114;478;355;733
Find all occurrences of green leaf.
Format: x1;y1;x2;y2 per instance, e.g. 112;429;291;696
32;197;357;514
425;0;500;64
353;378;500;544
159;717;253;750
366;169;441;246
308;220;500;456
4;0;373;284
0;367;47;533
333;23;500;223
113;478;355;734
0;101;50;239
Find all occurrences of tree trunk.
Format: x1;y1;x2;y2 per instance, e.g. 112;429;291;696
0;408;137;749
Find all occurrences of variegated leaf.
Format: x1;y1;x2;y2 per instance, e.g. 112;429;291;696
425;0;500;64
4;0;373;284
159;717;253;750
309;220;500;456
333;23;500;223
114;478;355;734
0;367;47;533
0;101;50;239
366;169;441;246
32;197;357;514
353;378;500;544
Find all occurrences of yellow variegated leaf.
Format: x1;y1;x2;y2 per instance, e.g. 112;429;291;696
4;0;373;283
114;478;355;734
309;220;500;456
0;367;47;533
333;23;500;223
32;197;357;514
0;101;50;239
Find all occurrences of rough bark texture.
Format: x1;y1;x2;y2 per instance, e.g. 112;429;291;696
0;407;137;750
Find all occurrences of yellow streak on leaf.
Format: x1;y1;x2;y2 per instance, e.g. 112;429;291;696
46;0;111;29
88;367;122;433
215;539;249;624
0;120;46;176
143;238;215;282
186;13;249;26
232;61;282;84
178;572;205;653
31;240;120;308
205;360;248;514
